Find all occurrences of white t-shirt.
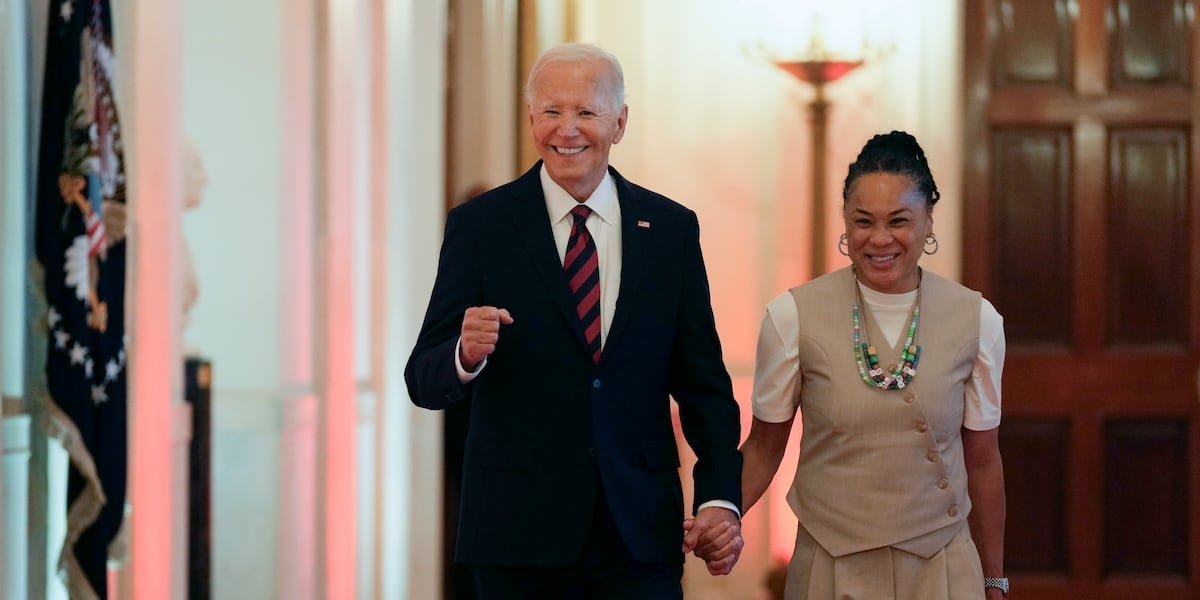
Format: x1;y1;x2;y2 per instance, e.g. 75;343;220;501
751;283;1006;431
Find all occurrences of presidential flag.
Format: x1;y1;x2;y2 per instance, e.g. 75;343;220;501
34;1;128;598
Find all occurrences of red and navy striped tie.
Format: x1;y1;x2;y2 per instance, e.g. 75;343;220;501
565;205;601;363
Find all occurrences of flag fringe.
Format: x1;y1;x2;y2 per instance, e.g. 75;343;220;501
42;395;107;600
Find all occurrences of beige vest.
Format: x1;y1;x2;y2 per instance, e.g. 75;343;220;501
786;267;981;558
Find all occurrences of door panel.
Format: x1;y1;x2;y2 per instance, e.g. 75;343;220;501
1107;128;1190;346
1002;417;1070;573
1104;419;1189;575
965;1;1200;598
991;129;1074;346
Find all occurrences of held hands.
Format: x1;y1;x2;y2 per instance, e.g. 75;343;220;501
681;507;744;576
459;306;513;371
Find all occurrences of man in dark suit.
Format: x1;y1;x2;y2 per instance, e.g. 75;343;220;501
405;42;744;598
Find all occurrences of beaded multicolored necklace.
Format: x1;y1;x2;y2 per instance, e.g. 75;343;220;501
852;271;922;390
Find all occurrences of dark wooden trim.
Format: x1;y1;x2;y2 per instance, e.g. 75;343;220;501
962;0;993;295
987;89;1192;124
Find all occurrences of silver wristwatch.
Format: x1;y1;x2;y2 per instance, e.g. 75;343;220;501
984;577;1009;595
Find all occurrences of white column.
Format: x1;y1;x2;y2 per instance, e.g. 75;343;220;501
381;0;447;598
7;1;57;598
0;0;28;382
3;412;32;600
124;0;185;596
277;393;318;599
0;0;28;590
356;1;388;598
276;0;319;597
315;0;368;596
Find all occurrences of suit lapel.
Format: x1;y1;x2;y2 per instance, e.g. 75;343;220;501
507;163;589;349
602;168;649;360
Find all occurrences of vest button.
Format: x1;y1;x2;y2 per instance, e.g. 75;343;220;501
904;394;915;404
592;378;601;389
916;422;929;433
948;506;959;517
926;451;938;463
938;478;949;489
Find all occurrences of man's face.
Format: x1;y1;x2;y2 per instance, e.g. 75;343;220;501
528;59;627;201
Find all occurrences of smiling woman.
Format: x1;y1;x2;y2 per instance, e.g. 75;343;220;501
842;173;932;294
840;132;940;295
730;130;1008;600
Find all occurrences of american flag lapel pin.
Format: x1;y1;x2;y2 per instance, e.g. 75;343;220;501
637;219;650;229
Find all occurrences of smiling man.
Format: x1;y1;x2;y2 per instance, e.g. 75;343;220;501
404;43;745;598
527;52;627;202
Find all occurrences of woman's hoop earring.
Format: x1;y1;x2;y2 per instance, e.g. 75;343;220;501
924;233;939;255
838;233;850;257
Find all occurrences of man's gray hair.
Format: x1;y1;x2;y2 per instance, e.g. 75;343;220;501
524;43;625;110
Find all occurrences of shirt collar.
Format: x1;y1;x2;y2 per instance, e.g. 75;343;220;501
540;165;618;226
857;281;918;308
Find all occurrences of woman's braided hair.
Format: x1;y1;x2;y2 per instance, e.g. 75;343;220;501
842;130;940;209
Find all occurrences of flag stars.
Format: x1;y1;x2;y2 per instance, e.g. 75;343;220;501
91;385;108;405
105;359;120;382
60;0;73;22
85;358;94;378
55;330;71;349
69;342;88;365
48;306;62;328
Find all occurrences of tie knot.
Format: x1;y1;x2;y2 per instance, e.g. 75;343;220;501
570;205;592;224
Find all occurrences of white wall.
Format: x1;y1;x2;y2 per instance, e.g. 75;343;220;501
181;0;288;594
181;0;446;597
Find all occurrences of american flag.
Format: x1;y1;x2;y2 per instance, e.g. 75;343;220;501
34;1;128;598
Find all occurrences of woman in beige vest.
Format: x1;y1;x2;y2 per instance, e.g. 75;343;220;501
703;131;1008;599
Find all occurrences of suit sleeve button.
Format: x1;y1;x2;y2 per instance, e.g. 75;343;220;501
592;378;601;389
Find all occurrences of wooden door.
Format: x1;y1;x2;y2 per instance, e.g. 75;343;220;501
964;1;1200;598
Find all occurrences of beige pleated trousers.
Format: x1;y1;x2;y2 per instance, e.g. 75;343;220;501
784;522;985;600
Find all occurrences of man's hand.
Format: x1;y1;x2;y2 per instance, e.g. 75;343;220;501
459;306;513;371
681;507;743;576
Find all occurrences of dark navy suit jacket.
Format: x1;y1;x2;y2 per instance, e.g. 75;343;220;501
404;163;742;567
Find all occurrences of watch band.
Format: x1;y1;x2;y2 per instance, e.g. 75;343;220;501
984;577;1009;594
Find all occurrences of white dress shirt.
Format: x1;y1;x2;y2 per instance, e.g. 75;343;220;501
542;167;622;346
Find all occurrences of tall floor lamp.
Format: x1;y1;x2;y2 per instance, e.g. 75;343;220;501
773;53;863;279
